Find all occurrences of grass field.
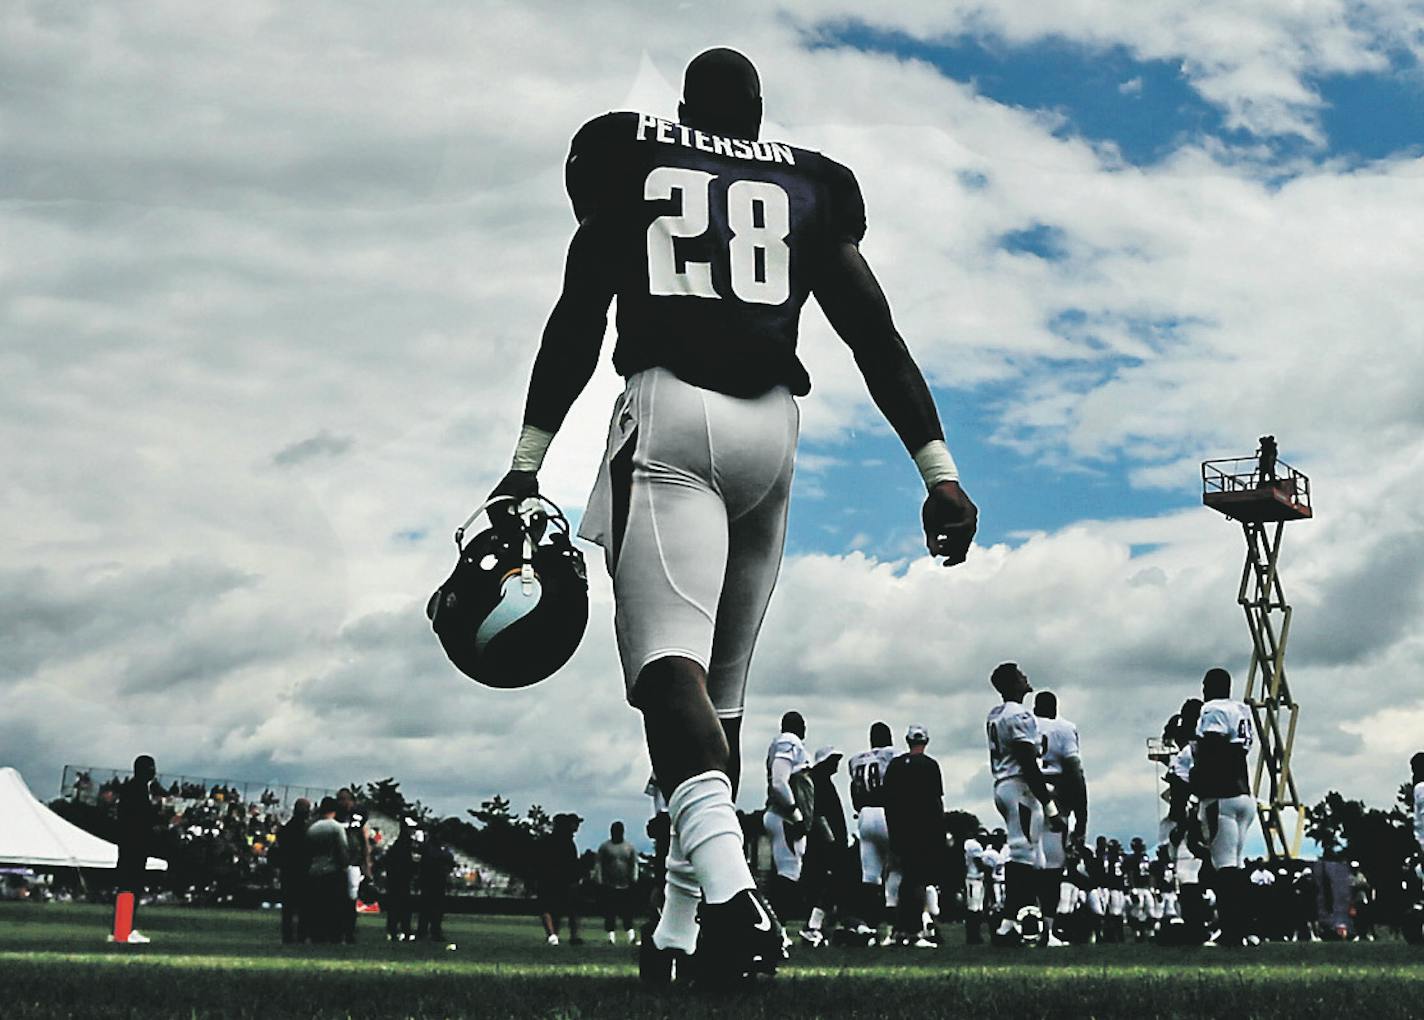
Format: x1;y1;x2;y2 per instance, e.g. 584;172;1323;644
2;903;1422;1019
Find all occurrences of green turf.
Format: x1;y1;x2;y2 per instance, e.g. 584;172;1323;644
2;903;1421;1018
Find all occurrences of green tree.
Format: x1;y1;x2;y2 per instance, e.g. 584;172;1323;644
1306;790;1414;925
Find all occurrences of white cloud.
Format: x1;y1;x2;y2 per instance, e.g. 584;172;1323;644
3;1;1422;850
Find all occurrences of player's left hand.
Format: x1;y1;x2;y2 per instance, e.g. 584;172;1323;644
1048;812;1069;835
922;480;978;566
487;469;539;525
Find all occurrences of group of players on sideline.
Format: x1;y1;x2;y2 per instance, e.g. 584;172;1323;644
66;661;1424;956
723;663;1424;951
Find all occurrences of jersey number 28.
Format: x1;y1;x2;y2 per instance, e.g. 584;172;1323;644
644;167;790;305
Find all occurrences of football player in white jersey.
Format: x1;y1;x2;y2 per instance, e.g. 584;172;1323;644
1193;667;1256;946
961;827;989;944
1033;691;1085;946
489;47;980;984
847;722;898;938
1412;752;1424;858
764;711;813;919
986;663;1064;944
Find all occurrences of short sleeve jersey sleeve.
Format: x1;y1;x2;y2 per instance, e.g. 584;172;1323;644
564;112;637;223
823;158;867;245
1198;699;1252;748
999;706;1038;747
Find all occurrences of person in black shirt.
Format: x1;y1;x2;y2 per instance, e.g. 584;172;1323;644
486;47;979;978
335;788;372;944
882;725;944;946
382;816;418;942
799;746;849;947
113;754;162;944
273;798;312;944
537;813;584;946
416;830;456;944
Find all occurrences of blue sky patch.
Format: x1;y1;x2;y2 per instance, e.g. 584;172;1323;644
815;22;1424;167
999;222;1070;260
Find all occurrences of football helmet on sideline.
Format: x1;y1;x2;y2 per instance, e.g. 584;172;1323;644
427;494;588;689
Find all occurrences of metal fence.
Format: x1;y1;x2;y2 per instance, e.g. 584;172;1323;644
60;764;336;817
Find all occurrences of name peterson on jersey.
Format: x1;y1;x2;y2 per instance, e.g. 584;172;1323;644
987;701;1039;782
564;111;867;401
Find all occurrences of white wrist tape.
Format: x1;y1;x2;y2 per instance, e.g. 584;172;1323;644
511;424;555;472
1045;800;1060;819
912;439;959;489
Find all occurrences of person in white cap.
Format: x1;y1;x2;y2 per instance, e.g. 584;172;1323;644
882;723;944;946
799;745;849;947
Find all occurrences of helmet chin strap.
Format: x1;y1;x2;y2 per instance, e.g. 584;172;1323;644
521;533;536;594
475;571;544;653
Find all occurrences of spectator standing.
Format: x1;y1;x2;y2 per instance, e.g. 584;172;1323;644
383;817;418;942
882;724;944;946
273;798;312;944
306;798;350;944
596;821;639;945
417;831;456;944
335;788;372;943
112;754;163;945
538;813;584;946
799;746;849;947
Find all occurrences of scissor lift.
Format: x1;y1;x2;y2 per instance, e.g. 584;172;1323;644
1201;437;1313;858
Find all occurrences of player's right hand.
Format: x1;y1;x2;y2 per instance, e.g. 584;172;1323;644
922;480;978;567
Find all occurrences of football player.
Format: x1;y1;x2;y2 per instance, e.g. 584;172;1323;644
985;663;1064;945
799;745;848;947
1101;838;1128;942
1033;690;1084;946
764;711;813;921
847;722;898;938
961;826;988;944
1192;667;1257;947
1125;835;1155;941
982;834;1007;926
489;47;978;980
1163;698;1208;940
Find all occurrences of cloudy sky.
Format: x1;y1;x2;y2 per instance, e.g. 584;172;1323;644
5;1;1424;853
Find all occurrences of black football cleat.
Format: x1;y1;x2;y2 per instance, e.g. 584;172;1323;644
637;917;690;988
694;888;789;984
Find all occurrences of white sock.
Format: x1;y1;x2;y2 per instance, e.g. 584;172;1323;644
652;830;701;953
808;907;826;931
667;771;754;905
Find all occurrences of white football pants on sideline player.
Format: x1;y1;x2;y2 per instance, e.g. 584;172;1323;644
1200;794;1256;870
763;808;806;882
857;806;890;884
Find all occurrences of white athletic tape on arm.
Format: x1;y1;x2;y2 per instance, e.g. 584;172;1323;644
511;424;555;472
912;439;959;489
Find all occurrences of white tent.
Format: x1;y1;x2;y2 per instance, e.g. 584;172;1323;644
0;767;166;871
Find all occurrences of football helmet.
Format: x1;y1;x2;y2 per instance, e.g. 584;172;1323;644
427;494;587;689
